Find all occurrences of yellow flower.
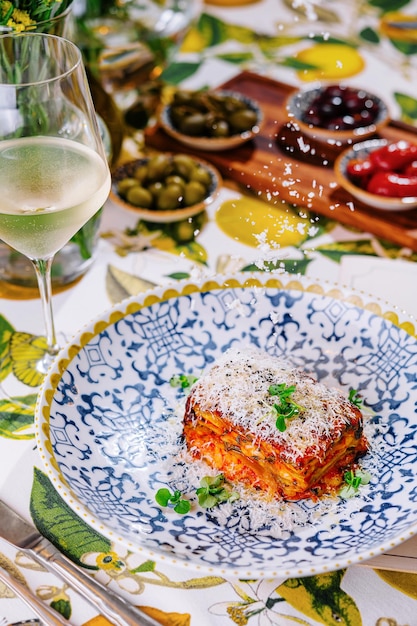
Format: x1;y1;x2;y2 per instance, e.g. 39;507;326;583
95;551;126;572
11;7;35;26
0;0;67;30
0;1;35;30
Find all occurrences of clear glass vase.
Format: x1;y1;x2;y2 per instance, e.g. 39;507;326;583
74;0;197;100
0;5;111;288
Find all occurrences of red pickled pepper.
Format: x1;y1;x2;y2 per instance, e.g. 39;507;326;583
345;140;417;197
367;171;417;197
368;140;417;171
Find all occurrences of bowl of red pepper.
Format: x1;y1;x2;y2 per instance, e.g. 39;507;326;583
286;84;390;144
334;138;417;210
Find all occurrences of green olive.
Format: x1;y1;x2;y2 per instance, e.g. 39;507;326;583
165;175;186;190
229;109;258;133
211;120;230;137
184;181;206;206
156;183;184;210
222;95;246;112
133;164;149;183
117;177;138;196
179;113;207;136
148;181;163;198
190;166;212;187
146;154;172;181
172;154;196;179
126;185;153;208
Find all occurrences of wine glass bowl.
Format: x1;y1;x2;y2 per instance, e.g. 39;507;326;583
0;33;111;372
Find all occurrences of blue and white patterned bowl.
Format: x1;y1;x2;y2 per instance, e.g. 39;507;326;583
35;273;417;578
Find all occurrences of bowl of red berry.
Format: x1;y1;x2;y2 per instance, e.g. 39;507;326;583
286;84;389;144
334;138;417;210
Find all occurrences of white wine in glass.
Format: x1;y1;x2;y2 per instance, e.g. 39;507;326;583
0;33;111;373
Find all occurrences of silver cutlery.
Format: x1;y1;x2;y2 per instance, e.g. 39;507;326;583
0;500;161;626
0;567;69;626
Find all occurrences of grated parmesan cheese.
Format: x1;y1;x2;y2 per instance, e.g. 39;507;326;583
187;347;358;464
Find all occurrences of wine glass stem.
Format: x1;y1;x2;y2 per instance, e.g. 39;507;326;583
31;257;60;373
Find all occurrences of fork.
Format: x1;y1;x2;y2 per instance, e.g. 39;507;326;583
0;568;69;626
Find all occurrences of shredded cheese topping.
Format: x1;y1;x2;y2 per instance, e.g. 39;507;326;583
188;347;358;463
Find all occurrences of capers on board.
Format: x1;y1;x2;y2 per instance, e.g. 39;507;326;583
167;89;259;138
114;154;215;211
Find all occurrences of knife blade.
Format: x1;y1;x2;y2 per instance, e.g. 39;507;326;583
0;500;161;626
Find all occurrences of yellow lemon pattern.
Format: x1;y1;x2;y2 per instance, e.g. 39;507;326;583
215;197;309;248
294;43;365;81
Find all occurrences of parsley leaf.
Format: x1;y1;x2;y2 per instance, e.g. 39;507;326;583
155;488;191;514
339;469;371;499
268;383;304;432
348;388;363;409
170;373;198;392
196;474;240;509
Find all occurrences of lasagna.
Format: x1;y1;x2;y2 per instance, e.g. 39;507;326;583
182;348;368;501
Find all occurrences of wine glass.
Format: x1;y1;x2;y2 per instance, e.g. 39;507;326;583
0;33;111;374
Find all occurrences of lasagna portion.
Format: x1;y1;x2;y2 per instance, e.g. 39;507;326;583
182;348;369;501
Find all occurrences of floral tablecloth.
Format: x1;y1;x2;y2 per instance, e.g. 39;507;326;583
2;0;417;624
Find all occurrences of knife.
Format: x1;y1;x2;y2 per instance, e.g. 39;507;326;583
0;500;161;626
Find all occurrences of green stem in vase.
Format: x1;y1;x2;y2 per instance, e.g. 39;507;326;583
70;208;102;259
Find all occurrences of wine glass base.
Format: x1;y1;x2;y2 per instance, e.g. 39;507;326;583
36;348;60;376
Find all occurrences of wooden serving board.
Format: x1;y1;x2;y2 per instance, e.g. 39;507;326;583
145;71;417;251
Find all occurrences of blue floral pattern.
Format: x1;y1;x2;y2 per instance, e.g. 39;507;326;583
36;274;417;578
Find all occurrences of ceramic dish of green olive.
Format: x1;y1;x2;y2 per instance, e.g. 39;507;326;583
159;89;262;151
110;153;222;223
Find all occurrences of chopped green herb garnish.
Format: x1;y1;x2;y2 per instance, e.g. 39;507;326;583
155;488;191;514
339;469;371;500
196;474;240;509
268;383;305;432
170;373;198;391
348;388;363;409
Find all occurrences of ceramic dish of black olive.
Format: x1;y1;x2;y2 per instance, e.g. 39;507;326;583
286;84;390;144
159;89;262;151
110;153;222;223
334;138;417;210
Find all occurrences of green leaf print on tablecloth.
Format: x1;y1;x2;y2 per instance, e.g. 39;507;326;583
31;467;112;568
0;393;37;439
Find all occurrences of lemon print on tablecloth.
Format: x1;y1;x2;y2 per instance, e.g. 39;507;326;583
83;606;191;625
215;197;310;248
180;26;208;53
294;43;365;81
379;12;417;43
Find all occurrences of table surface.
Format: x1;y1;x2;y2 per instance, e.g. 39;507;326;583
2;1;417;624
